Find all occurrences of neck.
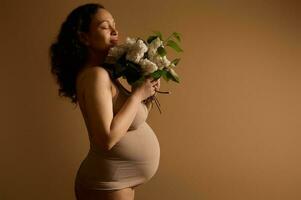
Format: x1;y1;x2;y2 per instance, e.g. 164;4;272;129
85;49;108;67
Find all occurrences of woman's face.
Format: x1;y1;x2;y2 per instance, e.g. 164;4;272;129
79;8;119;54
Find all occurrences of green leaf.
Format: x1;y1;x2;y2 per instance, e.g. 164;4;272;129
165;70;174;81
153;31;163;40
172;32;181;42
147;35;158;44
171;58;181;66
150;69;163;79
167;68;180;83
157;46;167;57
161;70;170;81
166;40;183;52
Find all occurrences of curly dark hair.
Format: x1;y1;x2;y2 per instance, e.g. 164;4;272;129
49;3;105;107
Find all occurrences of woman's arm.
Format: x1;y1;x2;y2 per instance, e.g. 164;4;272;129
81;67;142;151
133;78;160;112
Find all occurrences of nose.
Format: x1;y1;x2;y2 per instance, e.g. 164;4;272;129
111;29;118;36
110;24;118;34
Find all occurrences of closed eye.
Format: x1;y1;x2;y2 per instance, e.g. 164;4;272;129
98;21;116;30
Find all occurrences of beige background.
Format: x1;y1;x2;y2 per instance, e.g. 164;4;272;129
0;0;300;199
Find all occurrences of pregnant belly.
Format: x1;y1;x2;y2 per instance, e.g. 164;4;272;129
78;122;160;184
110;122;160;181
111;122;160;161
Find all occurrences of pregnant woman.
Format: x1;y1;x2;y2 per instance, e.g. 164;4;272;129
49;3;161;200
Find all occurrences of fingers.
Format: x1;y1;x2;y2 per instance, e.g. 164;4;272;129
150;77;160;83
146;77;155;84
152;86;157;95
148;79;158;87
150;77;156;82
146;77;160;96
146;76;160;82
156;79;160;88
151;78;159;84
153;79;160;89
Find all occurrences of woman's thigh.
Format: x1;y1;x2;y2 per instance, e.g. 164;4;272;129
75;185;135;200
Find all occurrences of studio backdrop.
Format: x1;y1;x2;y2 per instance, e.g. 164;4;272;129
0;0;300;200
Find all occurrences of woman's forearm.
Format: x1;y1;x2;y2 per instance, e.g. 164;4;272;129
107;94;141;150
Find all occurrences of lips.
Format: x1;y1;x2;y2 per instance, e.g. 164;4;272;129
110;38;118;44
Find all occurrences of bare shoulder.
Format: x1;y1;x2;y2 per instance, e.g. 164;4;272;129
82;66;111;82
77;66;112;90
76;66;115;104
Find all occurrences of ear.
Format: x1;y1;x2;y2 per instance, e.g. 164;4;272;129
78;32;90;46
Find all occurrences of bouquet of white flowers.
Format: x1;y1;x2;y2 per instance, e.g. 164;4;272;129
103;31;183;113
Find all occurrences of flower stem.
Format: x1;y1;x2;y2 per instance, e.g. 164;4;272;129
153;96;162;114
156;90;171;94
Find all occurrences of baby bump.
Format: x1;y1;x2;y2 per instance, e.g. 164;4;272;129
111;122;160;161
76;122;160;188
110;122;160;181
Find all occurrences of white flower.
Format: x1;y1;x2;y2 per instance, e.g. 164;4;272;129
126;39;148;64
139;58;158;75
148;37;163;58
162;56;171;67
105;44;127;63
125;37;137;48
149;54;171;69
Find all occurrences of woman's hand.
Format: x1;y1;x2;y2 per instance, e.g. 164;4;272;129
131;77;160;101
153;78;160;94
